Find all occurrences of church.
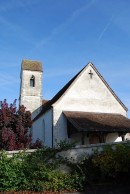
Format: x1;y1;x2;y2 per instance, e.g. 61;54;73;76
19;60;130;147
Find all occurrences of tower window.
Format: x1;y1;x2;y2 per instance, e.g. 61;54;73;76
30;75;35;87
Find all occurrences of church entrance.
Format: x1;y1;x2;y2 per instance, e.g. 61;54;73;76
89;134;100;144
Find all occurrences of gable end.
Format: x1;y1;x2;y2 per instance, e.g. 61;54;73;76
90;63;128;112
33;62;128;121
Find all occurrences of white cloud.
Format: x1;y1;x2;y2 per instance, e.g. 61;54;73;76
35;0;97;49
70;0;97;20
97;14;115;42
0;16;19;32
0;15;36;44
0;0;42;12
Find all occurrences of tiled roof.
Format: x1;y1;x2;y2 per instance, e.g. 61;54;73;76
42;99;49;106
63;111;130;132
33;62;128;121
22;59;42;72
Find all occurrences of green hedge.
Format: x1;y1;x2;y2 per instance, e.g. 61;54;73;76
68;143;130;186
0;142;130;191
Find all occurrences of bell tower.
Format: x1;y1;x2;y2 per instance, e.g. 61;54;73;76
19;59;43;119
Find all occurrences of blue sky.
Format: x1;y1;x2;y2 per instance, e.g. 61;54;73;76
0;0;130;115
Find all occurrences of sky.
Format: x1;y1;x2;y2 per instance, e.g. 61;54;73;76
0;0;130;115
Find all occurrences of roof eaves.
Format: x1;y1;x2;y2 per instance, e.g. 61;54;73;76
33;101;52;122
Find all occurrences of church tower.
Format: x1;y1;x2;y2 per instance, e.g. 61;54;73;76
19;59;43;119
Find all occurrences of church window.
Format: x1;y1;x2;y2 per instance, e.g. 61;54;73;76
30;75;35;87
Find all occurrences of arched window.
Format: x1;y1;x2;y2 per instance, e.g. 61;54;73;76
30;75;35;87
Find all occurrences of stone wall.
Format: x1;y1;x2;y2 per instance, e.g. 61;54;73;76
58;141;129;162
3;141;129;160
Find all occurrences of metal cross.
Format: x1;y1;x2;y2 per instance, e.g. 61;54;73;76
89;70;93;79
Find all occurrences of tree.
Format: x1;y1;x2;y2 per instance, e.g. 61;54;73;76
0;99;32;151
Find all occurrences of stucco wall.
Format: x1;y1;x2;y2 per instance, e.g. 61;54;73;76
69;132;122;145
53;64;127;146
20;70;42;119
4;141;130;161
58;141;130;162
106;133;122;142
32;109;53;147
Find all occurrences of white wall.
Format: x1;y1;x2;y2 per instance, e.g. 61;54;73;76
20;70;42;119
66;133;122;146
4;141;129;160
106;133;122;143
58;141;129;162
53;64;127;146
32;109;53;147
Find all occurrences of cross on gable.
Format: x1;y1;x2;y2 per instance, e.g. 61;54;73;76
88;70;93;79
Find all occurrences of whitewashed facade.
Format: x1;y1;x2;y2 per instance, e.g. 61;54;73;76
19;60;43;119
20;61;130;147
52;63;127;146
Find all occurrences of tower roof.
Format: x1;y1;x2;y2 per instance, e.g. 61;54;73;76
22;59;42;72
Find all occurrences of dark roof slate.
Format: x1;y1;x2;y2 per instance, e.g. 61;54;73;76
22;59;42;72
63;111;130;132
42;99;49;105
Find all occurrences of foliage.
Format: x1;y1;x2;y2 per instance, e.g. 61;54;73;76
0;142;130;191
0;144;78;192
68;156;100;189
23;143;78;191
66;143;130;189
0;99;32;150
92;143;130;179
55;139;76;151
0;151;28;191
30;138;43;149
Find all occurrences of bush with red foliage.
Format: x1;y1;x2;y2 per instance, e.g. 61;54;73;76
30;138;43;149
0;99;32;151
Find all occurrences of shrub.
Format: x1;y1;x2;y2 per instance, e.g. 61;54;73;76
0;99;44;150
0;142;130;191
92;143;130;179
0;100;32;150
0;151;28;191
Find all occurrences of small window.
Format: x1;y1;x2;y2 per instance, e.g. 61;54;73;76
30;75;35;87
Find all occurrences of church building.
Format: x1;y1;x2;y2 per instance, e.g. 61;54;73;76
19;60;130;147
